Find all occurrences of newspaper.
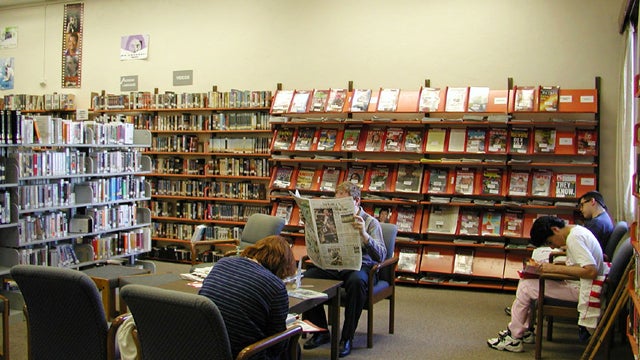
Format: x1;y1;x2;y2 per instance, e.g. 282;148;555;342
291;192;362;270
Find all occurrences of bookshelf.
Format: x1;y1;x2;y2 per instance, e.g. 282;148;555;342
100;87;275;264
0;109;153;275
269;78;601;290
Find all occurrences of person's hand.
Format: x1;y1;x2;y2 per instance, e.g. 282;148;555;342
352;215;369;244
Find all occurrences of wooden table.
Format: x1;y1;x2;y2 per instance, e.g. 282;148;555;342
124;275;343;360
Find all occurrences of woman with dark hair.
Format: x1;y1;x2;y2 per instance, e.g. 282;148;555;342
199;235;296;360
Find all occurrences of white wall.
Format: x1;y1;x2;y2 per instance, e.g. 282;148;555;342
0;0;627;217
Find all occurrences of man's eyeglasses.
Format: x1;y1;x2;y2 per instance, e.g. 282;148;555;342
577;199;590;209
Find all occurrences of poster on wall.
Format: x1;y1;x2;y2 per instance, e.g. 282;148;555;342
0;57;14;90
0;26;18;49
62;3;83;88
120;34;149;60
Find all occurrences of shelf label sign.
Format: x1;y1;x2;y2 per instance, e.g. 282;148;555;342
120;75;138;92
173;70;193;86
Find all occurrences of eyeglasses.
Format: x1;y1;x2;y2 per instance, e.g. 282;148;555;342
577;199;590;209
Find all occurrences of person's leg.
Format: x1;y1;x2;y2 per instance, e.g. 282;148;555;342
340;268;369;341
302;266;338;350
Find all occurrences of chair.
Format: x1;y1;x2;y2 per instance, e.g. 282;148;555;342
224;213;286;256
0;294;8;360
10;264;125;360
534;237;634;360
120;284;302;360
603;221;628;262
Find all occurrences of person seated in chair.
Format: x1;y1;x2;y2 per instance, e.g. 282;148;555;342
199;235;297;360
577;190;613;250
487;215;605;352
302;181;386;357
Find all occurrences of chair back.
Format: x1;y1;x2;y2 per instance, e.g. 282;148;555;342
379;223;398;282
10;265;109;360
606;237;633;289
239;213;285;248
604;221;628;261
121;284;233;360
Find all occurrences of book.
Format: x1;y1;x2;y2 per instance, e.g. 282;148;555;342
295;167;318;190
502;210;524;238
289;90;312;113
373;206;393;224
513;86;535;111
444;87;468;112
377;88;401;112
271;90;294;113
271;165;295;189
316;128;338;151
467;86;490;112
425;128;447;152
364;127;385;152
538;86;559;112
453;249;474;275
341;126;363;151
454;168;476;195
533;128;557;153
481;209;502;237
274;201;294;224
318;166;341;192
345;165;367;187
350;89;372;112
403;129;424;152
480;168;503;195
487;128;508;153
293;127;316;151
531;170;553;196
272;128;295;151
395;163;423;193
457;208;481;236
326;88;348;112
465;128;486;153
509;127;530;154
397;247;420;273
577;129;597;155
310;89;330;112
367;164;393;192
447;128;467;152
555;173;577;198
427;168;450;194
427;205;460;234
384;127;404;152
508;170;530;196
395;206;417;232
418;87;442;112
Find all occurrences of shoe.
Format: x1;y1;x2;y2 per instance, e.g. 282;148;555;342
499;329;535;344
303;331;330;350
578;326;591;343
504;306;511;316
487;330;524;352
339;339;352;357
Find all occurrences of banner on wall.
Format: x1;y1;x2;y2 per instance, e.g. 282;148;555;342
120;34;149;60
62;3;83;88
0;26;18;49
0;57;14;90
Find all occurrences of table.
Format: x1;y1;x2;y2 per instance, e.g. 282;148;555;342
121;275;343;360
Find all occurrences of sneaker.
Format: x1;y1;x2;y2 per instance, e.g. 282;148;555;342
504;306;511;316
488;330;524;352
499;329;535;344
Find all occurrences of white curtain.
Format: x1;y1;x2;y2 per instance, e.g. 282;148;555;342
616;24;636;223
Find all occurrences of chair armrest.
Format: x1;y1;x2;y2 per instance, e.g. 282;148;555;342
236;325;303;360
108;313;134;360
538;272;579;282
368;256;399;278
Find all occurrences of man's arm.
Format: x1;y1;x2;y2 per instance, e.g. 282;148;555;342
540;263;598;279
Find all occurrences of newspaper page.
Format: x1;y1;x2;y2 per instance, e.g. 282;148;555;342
291;193;362;270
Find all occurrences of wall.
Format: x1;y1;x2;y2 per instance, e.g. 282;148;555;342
0;0;627;217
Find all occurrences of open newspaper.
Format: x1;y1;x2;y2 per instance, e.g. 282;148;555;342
291;192;362;270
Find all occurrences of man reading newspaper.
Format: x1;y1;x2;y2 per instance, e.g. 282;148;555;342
294;182;386;357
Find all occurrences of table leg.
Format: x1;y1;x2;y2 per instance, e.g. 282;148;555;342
329;292;340;360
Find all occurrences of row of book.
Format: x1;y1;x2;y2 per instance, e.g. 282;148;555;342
1;93;76;111
151;222;242;242
150;201;269;222
270;163;596;198
151;179;268;200
271;125;597;156
91;89;273;111
135;111;271;131
270;86;597;114
151;156;270;178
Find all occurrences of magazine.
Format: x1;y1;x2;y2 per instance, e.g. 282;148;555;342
291;192;362;270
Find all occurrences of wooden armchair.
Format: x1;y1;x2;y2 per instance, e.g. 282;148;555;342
0;294;8;360
223;213;286;256
10;265;124;360
120;284;302;360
